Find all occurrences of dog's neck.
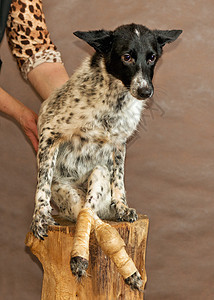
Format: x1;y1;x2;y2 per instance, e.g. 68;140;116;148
92;53;128;93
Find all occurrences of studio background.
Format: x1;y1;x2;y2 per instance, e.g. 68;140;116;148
0;0;214;299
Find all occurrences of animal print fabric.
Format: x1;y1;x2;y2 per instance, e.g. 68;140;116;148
6;0;62;79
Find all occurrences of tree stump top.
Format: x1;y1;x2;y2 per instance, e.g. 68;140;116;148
26;215;149;300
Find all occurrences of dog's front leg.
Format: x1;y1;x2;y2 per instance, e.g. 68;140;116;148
31;136;59;239
111;144;138;222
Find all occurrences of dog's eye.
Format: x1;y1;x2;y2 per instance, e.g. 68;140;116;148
121;54;134;63
147;54;156;64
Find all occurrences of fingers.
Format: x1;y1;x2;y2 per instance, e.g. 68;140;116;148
25;129;39;152
19;106;39;152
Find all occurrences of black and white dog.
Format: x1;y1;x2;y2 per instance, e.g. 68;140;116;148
31;23;182;288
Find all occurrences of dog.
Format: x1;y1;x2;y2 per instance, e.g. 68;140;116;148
31;23;182;289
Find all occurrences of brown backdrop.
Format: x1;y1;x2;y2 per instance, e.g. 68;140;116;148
0;0;214;299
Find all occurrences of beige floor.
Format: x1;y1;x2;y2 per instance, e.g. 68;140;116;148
0;1;214;299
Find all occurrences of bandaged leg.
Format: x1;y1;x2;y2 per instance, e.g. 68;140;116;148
94;216;143;290
70;207;94;278
70;165;142;289
70;165;111;278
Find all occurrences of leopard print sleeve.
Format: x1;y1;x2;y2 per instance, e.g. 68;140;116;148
6;0;63;80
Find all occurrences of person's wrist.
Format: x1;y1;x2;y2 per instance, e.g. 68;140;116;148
11;100;25;124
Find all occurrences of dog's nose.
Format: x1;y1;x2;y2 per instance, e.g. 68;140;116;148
137;87;153;100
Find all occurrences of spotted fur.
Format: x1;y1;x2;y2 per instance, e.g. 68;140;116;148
30;23;182;289
32;56;142;238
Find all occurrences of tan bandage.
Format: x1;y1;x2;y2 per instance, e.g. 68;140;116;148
94;219;137;279
71;208;94;261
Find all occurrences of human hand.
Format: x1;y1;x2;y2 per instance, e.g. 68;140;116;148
18;106;39;152
0;88;39;152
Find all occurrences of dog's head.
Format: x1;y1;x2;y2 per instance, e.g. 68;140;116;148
74;24;182;100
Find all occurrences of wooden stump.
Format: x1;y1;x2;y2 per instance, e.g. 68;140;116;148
25;215;149;300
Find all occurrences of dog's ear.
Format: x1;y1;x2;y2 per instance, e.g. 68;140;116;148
154;29;182;47
73;30;113;53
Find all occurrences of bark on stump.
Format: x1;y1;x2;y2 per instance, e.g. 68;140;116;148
25;215;149;300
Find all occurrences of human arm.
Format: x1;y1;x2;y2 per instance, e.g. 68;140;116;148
0;87;39;152
0;60;69;152
1;0;69;151
27;62;69;100
6;0;69;98
0;59;69;151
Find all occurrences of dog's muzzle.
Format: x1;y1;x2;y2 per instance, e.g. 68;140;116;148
136;86;153;100
130;72;154;100
130;83;154;100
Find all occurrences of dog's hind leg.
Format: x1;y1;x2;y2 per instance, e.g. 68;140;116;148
70;207;94;278
51;179;86;221
70;165;112;278
94;216;143;290
70;165;142;289
71;209;143;289
51;178;91;278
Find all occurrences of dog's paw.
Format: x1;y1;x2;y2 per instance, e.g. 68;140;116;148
115;205;138;223
70;256;89;279
31;210;57;240
125;271;143;290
